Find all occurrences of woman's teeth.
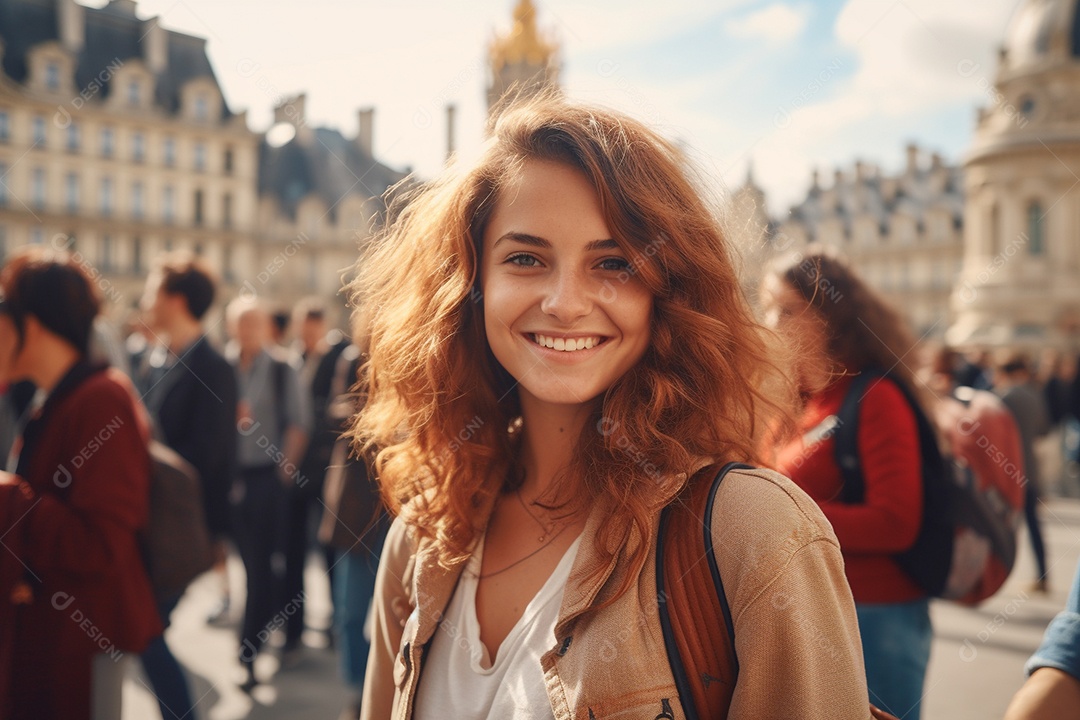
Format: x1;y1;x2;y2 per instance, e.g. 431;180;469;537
532;334;602;352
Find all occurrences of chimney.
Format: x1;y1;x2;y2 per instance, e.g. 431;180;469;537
906;143;919;174
59;0;85;54
445;103;456;162
142;17;167;73
811;168;820;191
107;0;138;16
930;152;943;170
357;107;374;156
855;159;866;182
833;168;844;187
274;94;304;126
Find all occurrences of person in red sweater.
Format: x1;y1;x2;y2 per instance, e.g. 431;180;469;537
0;248;160;719
764;251;930;720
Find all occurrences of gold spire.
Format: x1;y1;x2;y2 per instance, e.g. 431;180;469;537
490;0;557;71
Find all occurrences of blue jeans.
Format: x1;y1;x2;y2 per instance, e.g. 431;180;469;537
333;528;386;690
856;599;932;720
140;594;195;720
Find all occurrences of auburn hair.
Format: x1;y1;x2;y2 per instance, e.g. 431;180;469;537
349;96;796;580
777;250;923;401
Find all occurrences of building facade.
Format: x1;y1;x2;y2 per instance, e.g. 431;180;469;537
772;146;965;337
948;0;1080;350
0;0;259;316
254;94;405;322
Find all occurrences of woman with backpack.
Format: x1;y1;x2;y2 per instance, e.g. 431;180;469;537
764;252;931;720
0;248;160;718
350;96;871;719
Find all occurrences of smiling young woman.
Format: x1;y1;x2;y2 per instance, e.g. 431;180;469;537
350;96;873;720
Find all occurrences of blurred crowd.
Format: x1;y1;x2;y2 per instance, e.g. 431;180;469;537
0;243;1079;720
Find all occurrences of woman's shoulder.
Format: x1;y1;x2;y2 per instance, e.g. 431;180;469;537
708;466;842;604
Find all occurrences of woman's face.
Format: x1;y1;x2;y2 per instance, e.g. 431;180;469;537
480;159;653;411
0;314;23;385
762;276;831;389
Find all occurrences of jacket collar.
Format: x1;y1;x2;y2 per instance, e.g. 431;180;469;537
406;464;708;648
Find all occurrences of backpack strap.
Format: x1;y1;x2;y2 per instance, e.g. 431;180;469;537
834;371;878;503
271;356;288;437
657;461;752;720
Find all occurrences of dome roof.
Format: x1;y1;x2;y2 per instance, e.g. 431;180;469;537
1002;0;1080;72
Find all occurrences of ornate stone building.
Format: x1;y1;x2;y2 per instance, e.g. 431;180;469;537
772;146;965;337
0;0;258;315
254;94;405;321
948;0;1080;349
487;0;560;113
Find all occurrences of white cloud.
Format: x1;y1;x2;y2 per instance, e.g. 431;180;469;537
726;4;810;45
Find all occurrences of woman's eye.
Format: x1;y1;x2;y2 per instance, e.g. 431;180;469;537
598;257;632;272
506;253;540;267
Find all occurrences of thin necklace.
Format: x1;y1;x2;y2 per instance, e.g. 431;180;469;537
516;488;555;543
477;522;571;580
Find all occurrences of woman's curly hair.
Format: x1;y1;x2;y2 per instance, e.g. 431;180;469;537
349;95;796;580
777;249;923;401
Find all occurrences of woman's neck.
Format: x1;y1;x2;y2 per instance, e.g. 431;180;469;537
516;395;595;504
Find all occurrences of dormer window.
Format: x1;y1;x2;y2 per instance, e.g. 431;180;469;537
46;62;60;92
194;142;206;172
195;94;209;122
128;80;141;107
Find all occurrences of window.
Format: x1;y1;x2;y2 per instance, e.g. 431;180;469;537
101;127;114;158
0;111;8;141
163;237;173;252
132;132;145;163
65;123;79;152
194;142;206;172
132;236;143;274
223;147;234;175
0;225;6;261
0;163;8;206
222;243;232;282
223;193;232;229
33;116;46;146
127;80;140;107
30;227;44;245
65;172;79;213
1028;202;1045;255
132;181;144;220
100;235;113;272
45;62;60;91
193;189;204;226
31;168;46;209
163;137;175;167
162;185;174;224
100;177;113;217
308;254;317;291
195;94;208;121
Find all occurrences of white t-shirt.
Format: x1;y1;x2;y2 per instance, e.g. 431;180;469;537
413;534;582;720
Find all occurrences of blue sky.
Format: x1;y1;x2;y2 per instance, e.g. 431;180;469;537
112;0;1023;214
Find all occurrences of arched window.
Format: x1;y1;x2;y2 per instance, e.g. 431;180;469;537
1027;202;1044;255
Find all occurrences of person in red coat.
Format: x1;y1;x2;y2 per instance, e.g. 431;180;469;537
764;251;931;720
0;248;160;719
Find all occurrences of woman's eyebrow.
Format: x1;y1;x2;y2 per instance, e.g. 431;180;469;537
493;232;620;252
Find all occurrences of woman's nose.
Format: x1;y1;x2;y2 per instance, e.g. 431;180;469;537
539;269;593;324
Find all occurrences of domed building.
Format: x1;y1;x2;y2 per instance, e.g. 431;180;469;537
948;0;1080;348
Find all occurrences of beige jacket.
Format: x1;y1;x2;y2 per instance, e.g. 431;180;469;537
361;467;872;719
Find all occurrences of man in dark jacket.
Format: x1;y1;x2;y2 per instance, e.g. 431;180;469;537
139;253;239;716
